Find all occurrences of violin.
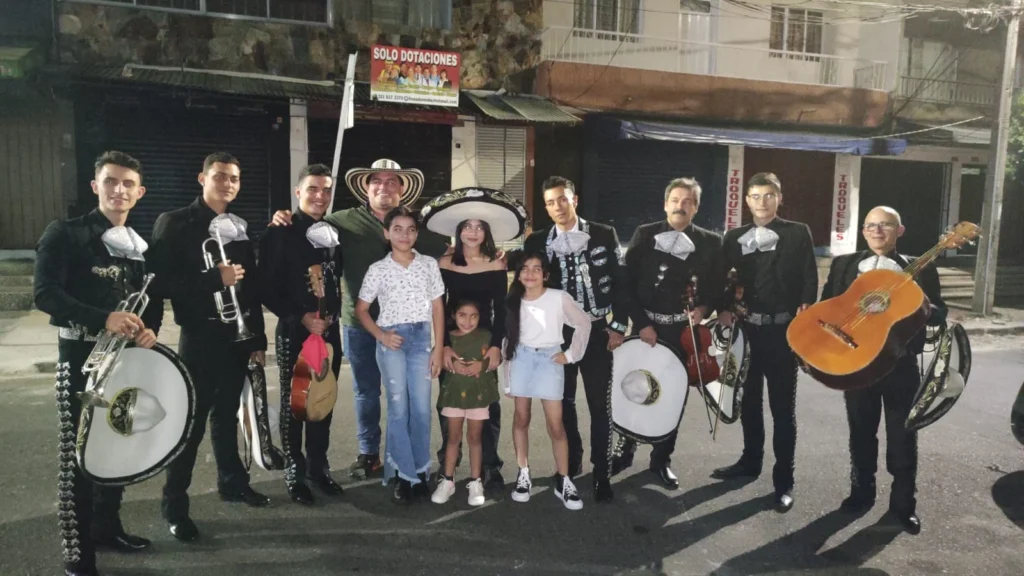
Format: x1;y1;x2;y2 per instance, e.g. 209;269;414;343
723;268;748;323
680;275;720;387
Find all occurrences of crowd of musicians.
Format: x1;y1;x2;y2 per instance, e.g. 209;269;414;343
35;150;945;576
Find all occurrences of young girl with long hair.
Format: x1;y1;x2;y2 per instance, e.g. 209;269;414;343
503;251;591;510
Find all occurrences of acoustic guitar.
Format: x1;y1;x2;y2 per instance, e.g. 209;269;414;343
290;264;339;422
787;222;980;391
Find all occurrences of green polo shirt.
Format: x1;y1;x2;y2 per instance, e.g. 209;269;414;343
324;205;449;327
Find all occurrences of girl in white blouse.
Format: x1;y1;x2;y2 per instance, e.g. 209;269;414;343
503;251;591;510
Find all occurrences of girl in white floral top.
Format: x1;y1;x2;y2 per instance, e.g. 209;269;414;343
356;206;445;504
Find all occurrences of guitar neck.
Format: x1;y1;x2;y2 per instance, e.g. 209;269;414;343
902;241;946;278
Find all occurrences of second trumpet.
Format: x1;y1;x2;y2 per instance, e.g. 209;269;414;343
202;227;254;341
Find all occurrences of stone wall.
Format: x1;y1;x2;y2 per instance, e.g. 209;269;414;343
56;0;542;90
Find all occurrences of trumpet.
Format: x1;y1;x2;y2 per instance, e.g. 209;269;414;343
202;227;254;342
79;272;156;408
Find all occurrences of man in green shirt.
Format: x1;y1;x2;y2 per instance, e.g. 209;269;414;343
270;159;449;478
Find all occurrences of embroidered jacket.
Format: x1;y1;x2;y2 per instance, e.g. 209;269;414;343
34;209;162;337
519;218;638;334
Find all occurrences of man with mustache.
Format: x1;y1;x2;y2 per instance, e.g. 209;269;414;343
711;172;817;514
258;164;345;505
148;152;270;543
269;159;451;481
612;177;724;489
819;205;945;534
35;150;159;576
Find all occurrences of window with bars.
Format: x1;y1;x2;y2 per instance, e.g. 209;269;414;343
61;1;330;25
573;0;642;41
769;6;823;61
342;0;452;30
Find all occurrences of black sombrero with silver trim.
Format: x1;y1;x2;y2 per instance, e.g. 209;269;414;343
344;158;425;206
420;187;529;243
611;337;689;444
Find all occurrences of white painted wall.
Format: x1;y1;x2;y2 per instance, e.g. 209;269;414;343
289;99;308;213
542;0;900;90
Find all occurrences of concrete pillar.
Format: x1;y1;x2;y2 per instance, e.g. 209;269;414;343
289;99;308;212
830;154;861;256
451;119;477;189
725;145;744;231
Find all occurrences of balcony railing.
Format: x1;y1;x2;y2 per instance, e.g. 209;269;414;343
897;76;996;107
541;26;889;91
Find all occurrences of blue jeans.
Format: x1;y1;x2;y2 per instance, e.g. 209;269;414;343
344;325;383;456
376;321;434;485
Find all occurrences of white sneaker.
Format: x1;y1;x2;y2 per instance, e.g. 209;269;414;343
511;467;532;503
467;479;485;506
431;477;456;504
556;475;583;510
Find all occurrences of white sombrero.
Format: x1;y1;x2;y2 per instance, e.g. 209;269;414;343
344;158;425;206
611;337;689;444
420;187;529;243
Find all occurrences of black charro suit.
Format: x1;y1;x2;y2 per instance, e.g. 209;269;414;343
719;217;817;496
821;250;945;514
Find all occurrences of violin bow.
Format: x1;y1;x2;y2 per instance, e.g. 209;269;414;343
684;275;715;434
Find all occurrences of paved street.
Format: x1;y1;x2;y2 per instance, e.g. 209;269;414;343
0;344;1021;576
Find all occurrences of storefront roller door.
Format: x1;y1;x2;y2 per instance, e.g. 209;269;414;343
476;125;527;250
75;91;278;241
583;118;727;243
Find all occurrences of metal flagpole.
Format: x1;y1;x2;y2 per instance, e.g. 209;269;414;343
326;52;357;215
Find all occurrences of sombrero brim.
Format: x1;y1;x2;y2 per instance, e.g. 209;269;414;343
344;166;425;206
78;344;195;485
420;187;529;242
611;337;689;443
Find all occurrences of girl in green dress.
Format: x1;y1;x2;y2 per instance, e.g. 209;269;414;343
432;300;500;506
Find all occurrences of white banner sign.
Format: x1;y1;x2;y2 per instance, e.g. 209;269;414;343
830;154;861;255
725;145;744;231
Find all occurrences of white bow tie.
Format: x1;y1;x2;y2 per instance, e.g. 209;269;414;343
738;226;779;256
550;231;590;256
306;221;340;249
209;213;249;244
654;231;695;261
858;255;903;274
101;226;148;261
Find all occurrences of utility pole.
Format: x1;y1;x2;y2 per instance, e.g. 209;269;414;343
973;0;1022;315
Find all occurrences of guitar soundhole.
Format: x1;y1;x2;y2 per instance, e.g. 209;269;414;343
858;293;890;315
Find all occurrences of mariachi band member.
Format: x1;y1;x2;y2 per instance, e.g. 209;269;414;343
258;164;344;505
614;177;724;489
34;151;157;576
712;173;817;513
820;206;945;534
515;176;636;502
148;152;269;542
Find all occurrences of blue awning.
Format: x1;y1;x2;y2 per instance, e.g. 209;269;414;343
614;118;906;156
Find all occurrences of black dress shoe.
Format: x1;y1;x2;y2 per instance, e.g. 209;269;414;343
288;483;315;505
893;510;921;535
220;486;271;507
308;473;344;496
710;461;761;480
594;476;614;502
649;464;679;489
168;518;199;542
94;531;151;552
393;479;413;504
775;492;794;513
